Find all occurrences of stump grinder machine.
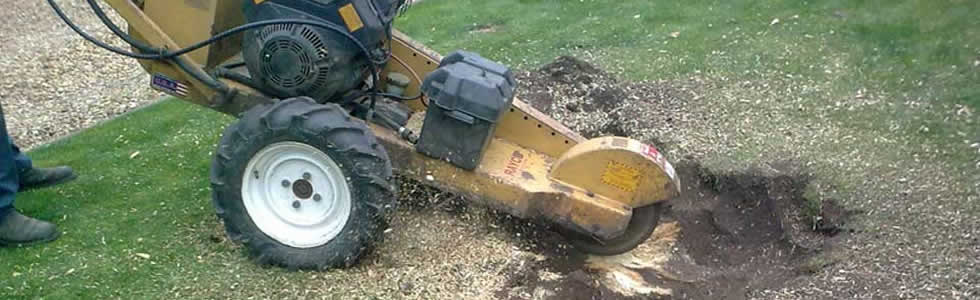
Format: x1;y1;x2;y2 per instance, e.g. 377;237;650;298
48;0;681;269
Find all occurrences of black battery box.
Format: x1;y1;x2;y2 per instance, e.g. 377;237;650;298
417;51;517;170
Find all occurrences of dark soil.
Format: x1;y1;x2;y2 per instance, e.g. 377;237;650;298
491;161;855;300
658;162;854;300
493;57;857;299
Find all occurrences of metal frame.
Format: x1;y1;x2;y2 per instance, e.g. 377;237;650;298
101;0;680;240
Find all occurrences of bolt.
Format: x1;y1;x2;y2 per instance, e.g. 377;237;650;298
292;201;301;209
282;180;290;187
253;170;260;179
303;172;312;180
313;194;322;202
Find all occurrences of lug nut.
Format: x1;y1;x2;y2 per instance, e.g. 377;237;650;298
282;180;290;187
292;201;301;209
313;194;322;202
303;172;312;180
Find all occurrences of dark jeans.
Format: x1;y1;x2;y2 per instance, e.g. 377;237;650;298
0;102;33;217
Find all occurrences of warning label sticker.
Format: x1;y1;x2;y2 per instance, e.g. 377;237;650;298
601;161;641;192
338;4;364;32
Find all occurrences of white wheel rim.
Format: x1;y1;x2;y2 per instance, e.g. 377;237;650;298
242;141;352;248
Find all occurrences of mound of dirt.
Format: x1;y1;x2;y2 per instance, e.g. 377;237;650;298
515;56;694;150
489;57;856;299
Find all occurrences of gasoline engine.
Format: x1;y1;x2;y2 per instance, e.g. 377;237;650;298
242;0;405;102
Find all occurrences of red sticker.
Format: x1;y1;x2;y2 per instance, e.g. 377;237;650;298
642;144;662;162
503;150;526;177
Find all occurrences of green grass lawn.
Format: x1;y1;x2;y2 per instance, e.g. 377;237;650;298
398;0;977;168
2;101;237;299
2;0;978;298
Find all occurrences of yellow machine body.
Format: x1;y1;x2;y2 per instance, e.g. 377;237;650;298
102;0;680;241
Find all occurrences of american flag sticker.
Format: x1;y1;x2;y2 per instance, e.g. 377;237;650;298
151;73;190;97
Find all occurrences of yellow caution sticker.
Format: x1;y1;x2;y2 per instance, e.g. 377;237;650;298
601;161;641;192
338;4;364;32
254;0;265;4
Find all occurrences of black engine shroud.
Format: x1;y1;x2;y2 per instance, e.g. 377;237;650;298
242;0;402;102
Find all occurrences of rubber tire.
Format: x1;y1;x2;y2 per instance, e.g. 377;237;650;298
210;97;396;270
565;203;665;256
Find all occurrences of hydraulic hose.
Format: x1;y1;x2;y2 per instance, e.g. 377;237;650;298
50;0;380;63
52;0;410;104
86;0;229;92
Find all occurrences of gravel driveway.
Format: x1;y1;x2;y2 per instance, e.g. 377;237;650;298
1;0;161;150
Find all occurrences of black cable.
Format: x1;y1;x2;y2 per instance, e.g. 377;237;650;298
368;0;400;65
86;0;153;52
50;0;381;63
85;0;228;92
219;61;247;69
57;0;410;104
214;68;277;96
49;0;164;59
174;56;230;92
369;92;423;101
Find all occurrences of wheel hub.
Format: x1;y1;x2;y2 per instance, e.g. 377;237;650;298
241;141;352;248
292;179;314;199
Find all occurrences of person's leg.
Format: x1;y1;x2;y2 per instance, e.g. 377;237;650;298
8;126;75;192
0;104;19;219
0;102;58;246
10;139;32;173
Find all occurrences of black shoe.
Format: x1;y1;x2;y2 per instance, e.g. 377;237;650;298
18;166;77;192
0;211;59;247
